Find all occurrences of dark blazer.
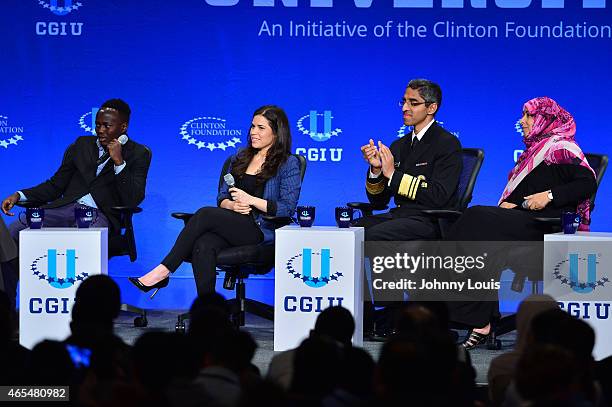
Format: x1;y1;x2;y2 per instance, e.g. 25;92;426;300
0;216;17;262
366;122;462;214
21;136;151;234
217;155;302;243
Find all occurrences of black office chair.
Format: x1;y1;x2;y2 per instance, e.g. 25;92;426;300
531;153;608;231
110;205;149;327
346;148;484;338
489;152;608;349
172;154;307;332
347;148;485;237
420;148;485;236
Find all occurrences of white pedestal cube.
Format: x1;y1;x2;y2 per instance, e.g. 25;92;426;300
274;226;364;351
544;232;612;360
19;228;108;349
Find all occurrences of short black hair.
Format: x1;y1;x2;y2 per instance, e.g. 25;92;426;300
407;79;442;115
313;306;355;346
100;98;131;123
72;275;121;324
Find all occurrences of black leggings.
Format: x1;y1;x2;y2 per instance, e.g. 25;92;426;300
162;207;264;295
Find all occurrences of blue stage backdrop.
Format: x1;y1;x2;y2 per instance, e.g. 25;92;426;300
2;0;611;311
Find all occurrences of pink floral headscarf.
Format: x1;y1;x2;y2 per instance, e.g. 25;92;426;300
499;97;595;230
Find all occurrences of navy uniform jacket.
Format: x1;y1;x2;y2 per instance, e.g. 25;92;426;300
217;154;302;243
366;122;462;215
22;136;151;234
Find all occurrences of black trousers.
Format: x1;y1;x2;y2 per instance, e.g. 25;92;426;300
445;206;550;328
162;207;263;296
354;211;439;331
354;211;439;241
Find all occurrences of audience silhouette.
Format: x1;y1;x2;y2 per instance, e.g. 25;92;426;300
1;278;609;406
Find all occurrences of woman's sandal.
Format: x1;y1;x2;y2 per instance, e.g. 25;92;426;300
461;330;490;350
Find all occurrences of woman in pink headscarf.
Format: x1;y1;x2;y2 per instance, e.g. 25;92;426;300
446;97;596;350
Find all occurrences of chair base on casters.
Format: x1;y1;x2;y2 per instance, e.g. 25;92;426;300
120;303;148;327
486;313;517;350
175;275;274;333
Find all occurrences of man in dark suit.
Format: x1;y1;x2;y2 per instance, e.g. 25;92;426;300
0;217;18;294
1;98;151;305
357;79;462;240
356;79;462;337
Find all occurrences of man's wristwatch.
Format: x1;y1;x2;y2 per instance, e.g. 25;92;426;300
547;191;554;201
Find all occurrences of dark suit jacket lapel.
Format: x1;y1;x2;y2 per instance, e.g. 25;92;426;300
97;160;114;177
79;137;100;184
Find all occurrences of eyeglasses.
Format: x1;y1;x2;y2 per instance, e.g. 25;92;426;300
398;99;430;108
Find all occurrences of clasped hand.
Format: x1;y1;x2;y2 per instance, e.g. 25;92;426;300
229;187;254;215
522;191;552;211
360;139;395;178
499;191;551;211
107;139;124;165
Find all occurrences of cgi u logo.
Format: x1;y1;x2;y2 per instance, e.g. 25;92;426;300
303;248;330;288
295;110;343;162
47;249;76;289
49;0;75;16
569;253;597;293
90;107;99;131
309;110;333;142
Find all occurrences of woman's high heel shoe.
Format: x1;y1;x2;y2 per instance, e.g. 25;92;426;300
461;329;491;350
128;276;169;299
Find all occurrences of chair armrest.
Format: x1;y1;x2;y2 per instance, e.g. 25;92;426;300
533;217;561;226
171;212;195;224
14;200;45;208
421;209;464;221
110;206;143;214
347;202;388;213
262;215;294;228
347;202;387;211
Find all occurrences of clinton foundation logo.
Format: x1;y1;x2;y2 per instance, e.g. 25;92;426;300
0;115;25;150
36;0;84;36
295;110;343;162
179;116;242;152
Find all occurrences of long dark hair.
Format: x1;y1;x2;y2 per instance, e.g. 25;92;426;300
231;105;292;183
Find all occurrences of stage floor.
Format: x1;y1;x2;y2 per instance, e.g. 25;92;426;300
114;309;517;385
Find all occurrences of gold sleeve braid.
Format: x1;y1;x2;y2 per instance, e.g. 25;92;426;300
366;179;386;195
398;174;426;200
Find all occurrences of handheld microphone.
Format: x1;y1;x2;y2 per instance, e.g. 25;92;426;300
522;200;529;209
224;173;236;201
97;134;128;165
224;173;235;188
